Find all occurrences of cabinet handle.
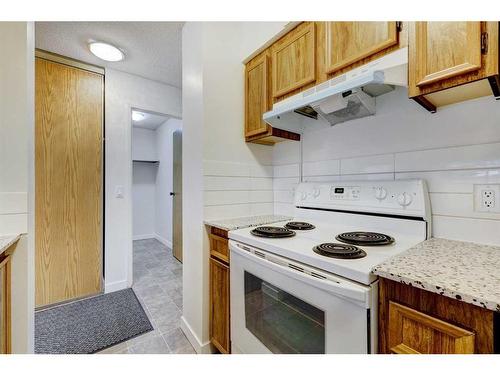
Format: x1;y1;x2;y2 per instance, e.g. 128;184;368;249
481;32;488;54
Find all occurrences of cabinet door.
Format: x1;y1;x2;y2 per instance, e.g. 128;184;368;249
271;22;316;98
325;22;399;74
245;52;270;138
210;257;230;353
411;22;482;87
388;302;475;354
0;256;11;354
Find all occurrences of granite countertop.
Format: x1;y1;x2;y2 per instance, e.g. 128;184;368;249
204;215;292;231
372;238;500;312
0;234;21;256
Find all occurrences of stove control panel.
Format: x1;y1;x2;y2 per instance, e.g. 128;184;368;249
330;186;360;200
294;179;431;220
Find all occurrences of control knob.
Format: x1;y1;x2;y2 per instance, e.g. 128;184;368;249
397;192;413;207
374;187;387;201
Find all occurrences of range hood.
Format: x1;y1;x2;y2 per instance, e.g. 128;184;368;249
263;47;408;133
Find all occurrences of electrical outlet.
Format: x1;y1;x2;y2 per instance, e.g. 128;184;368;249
474;184;500;213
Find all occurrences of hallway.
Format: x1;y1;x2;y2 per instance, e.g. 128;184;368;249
99;239;194;354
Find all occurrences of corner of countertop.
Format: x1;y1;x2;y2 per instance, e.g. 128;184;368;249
0;233;22;255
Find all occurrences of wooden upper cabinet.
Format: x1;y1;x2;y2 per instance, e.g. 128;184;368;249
412;22;482;88
388;302;475;354
245;51;270;138
271;22;316;99
408;22;499;109
325;22;399;75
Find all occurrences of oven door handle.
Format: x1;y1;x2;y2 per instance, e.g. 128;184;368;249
230;242;370;305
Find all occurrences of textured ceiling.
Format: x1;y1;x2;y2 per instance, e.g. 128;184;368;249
35;22;183;88
132;110;170;130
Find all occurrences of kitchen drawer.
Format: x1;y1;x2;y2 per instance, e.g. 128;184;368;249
210;231;229;263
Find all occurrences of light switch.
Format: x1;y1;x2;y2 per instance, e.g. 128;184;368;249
115;185;124;199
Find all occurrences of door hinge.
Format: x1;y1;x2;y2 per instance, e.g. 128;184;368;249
481;32;489;54
396;21;403;32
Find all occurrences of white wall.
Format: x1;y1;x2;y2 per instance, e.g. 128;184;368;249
181;22;289;353
132;127;158;161
201;22;287;220
155;118;183;247
273;87;500;246
105;69;181;293
132;127;158;239
0;22;35;354
132;164;157;239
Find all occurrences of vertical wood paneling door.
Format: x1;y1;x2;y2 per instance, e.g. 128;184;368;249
172;130;183;262
35;57;103;307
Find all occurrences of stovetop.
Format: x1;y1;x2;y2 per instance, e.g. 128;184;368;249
229;180;430;285
229;215;426;285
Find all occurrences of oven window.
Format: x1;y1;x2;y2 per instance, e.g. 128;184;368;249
244;271;325;354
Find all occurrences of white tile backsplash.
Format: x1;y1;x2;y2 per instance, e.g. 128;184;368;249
273;164;300;178
303;159;340;177
395;142;500;172
272;89;500;245
432;215;500;246
341;154;394;175
204;176;250;191
203;160;274;220
396;169;500;193
429;192;500;220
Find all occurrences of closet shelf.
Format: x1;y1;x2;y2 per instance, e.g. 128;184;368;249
133;160;159;164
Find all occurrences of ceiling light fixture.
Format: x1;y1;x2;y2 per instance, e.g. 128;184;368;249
132;111;145;122
88;41;125;62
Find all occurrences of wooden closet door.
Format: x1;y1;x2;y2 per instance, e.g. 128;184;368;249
35;57;103;307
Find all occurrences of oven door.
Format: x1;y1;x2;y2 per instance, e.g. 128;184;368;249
229;240;376;354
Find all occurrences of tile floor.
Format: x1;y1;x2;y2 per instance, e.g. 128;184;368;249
98;239;195;354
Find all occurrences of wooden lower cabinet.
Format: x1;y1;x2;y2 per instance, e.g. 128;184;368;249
209;226;231;353
0;244;16;354
388;301;475;354
210;257;230;354
379;278;495;354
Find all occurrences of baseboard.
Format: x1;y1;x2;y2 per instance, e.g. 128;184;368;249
105;279;128;294
132;234;155;241
180;316;213;354
154;233;172;249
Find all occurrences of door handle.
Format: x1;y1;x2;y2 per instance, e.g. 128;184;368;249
169;192;175;196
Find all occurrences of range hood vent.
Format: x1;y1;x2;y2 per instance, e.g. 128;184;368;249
263;48;408;133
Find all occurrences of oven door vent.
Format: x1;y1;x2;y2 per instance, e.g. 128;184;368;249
310;272;327;280
288;264;305;273
254;250;266;259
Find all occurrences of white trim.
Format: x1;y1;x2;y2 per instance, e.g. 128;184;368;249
154;233;172;249
180;316;213;354
105;279;129;293
132;233;155;241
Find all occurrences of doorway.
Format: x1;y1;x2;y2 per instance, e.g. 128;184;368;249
130;108;183;266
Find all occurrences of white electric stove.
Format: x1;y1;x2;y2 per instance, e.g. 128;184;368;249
229;179;431;354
